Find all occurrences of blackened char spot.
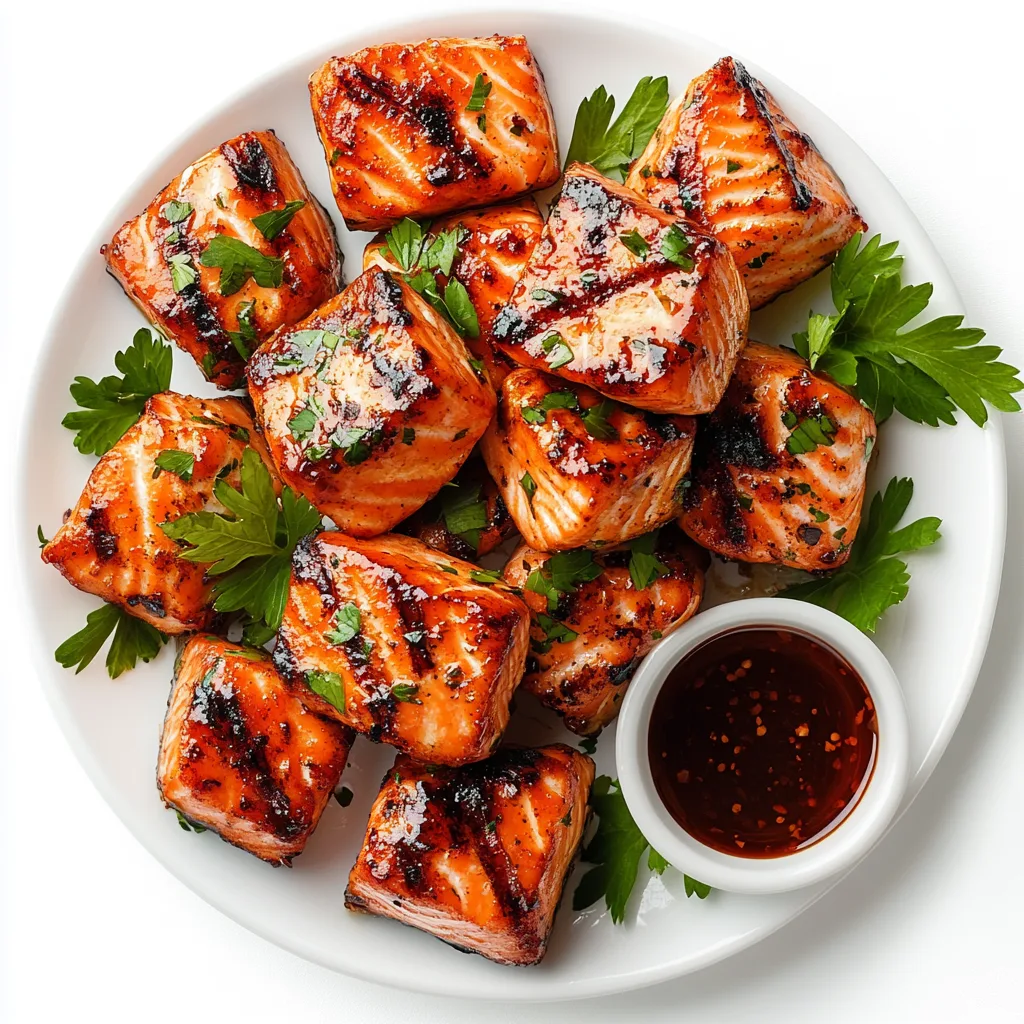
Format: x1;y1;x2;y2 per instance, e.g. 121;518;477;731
730;60;813;211
559;174;624;254
86;506;117;560
221;136;278;193
127;594;166;618
699;411;776;471
797;524;823;545
491;305;532;345
291;535;336;608
417;101;455;148
380;572;433;675
369;270;413;328
426;164;455;186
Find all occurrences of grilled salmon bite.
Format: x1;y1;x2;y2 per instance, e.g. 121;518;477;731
104;130;343;389
158;635;353;864
364;198;544;385
309;35;560;231
626;58;866;309
247;268;495;536
345;745;594;966
491;163;748;415
679;342;877;570
480;368;696;550
274;532;530;766
42;393;275;633
504;533;706;736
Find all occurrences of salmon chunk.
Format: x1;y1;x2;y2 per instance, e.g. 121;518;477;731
504;531;706;735
491;163;748;415
309;35;560;231
626;58;866;309
480;367;696;550
679;342;877;570
398;456;516;561
274;531;530;766
104;130;343;389
345;745;594;965
158;635;353;864
364;198;545;385
42;393;275;633
247;268;495;536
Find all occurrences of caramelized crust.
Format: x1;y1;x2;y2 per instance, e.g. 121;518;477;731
626;57;866;309
158;635;353;864
480;367;696;550
679;342;877;570
309;35;560;231
42;393;275;633
247;268;495;536
364;198;544;385
491;163;748;415
345;745;594;965
274;531;530;766
504;532;706;735
105;131;343;388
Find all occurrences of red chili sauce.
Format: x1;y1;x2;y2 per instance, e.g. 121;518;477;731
648;627;877;858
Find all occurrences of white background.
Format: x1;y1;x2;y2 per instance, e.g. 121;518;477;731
2;1;1021;1020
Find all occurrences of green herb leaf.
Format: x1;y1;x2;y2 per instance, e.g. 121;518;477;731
628;530;670;590
465;72;492;112
579;736;598;755
520;472;537;505
726;159;741;173
199;236;284;296
795;233;1021;427
526;549;603;612
326;602;361;645
469;569;503;585
384;218;426;273
153;448;195;482
442;278;480;338
168;251;197;293
226;300;258;361
661;224;694;270
391;682;421;703
422;227;464;277
684;875;712;899
619;229;649;260
522;390;580;424
251;199;306;241
163;200;194;224
37;525;49;549
55;602;168;679
62;328;173;455
784;476;941;632
160;450;321;632
307;669;345;714
647;847;669;874
176;810;207;833
580;399;618;441
564;77;670;182
542;332;574;370
786;413;836;456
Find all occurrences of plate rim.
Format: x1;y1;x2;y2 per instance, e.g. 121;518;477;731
16;3;1008;1002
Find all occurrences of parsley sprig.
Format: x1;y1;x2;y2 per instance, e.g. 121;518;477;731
382;218;479;339
55;602;169;679
526;549;603;612
573;777;710;923
564;76;669;182
62;328;173;455
160;449;322;633
785;476;941;633
794;234;1022;427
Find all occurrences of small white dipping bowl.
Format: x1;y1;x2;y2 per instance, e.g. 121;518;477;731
615;598;910;894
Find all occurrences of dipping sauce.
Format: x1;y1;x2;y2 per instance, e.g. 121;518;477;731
648;627;877;858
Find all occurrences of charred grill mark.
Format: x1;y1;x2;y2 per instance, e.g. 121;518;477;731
291;536;336;608
559;175;624;252
730;60;813;211
369;270;414;328
381;572;434;675
221;136;279;194
697;407;776;471
337;66;489;181
127;593;166;618
190;662;299;837
85;506;118;560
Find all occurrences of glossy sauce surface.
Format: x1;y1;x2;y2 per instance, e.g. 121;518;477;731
649;627;877;858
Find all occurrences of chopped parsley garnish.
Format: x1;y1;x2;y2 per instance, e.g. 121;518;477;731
785;476;941;633
531;287;562;306
579;736;598;755
519;472;537;505
251;199;305;241
199;235;283;296
176;810;207;833
726;160;742;173
526;549;603;612
163;200;193;224
785;413;836;456
307;670;345;714
564;76;670;182
619;229;649;260
628;530;670;590
465;73;492;112
62;328;172;455
401;427;415;445
469;568;503;585
161;450;322;634
542;332;574;370
661;224;695;270
573;777;710;923
37;525;49;549
287;399;321;440
168;251;197;293
55;602;169;679
580;399;618;441
532;612;579;654
440;483;488;549
522;389;580;423
153;448;195;482
793;233;1022;427
477;113;486;133
227;300;258;360
391;682;421;704
325;603;361;645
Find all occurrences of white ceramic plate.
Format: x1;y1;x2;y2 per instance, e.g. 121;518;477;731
17;7;1006;1003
